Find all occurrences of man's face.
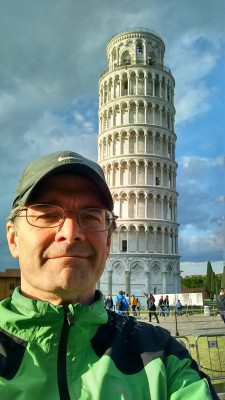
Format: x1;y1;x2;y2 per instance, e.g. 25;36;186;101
6;173;111;305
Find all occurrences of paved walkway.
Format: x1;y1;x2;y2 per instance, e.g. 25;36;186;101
137;312;225;336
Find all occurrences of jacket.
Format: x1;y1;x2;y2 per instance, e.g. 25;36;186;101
0;287;218;400
216;294;225;311
147;296;156;311
115;294;129;313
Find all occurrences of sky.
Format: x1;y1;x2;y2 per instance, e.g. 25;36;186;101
0;0;224;277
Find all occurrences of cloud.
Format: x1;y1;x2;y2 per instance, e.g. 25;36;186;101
0;0;225;271
177;153;225;261
169;33;222;124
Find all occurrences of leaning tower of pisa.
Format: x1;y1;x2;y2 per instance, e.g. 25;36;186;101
98;28;181;300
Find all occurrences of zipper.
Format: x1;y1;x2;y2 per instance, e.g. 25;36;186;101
57;306;75;400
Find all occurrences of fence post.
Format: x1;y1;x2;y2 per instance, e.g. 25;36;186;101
175;310;179;336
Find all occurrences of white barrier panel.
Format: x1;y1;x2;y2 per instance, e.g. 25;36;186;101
153;293;203;307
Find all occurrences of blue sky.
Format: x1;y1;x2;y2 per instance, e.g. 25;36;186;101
0;0;224;276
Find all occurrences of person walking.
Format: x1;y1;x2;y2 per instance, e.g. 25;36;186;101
158;295;165;316
136;298;141;316
115;290;129;315
131;295;138;316
105;294;114;311
176;299;183;316
147;294;159;323
0;150;219;399
216;288;225;324
164;295;170;317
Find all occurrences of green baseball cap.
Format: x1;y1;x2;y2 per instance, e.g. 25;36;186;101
13;150;113;210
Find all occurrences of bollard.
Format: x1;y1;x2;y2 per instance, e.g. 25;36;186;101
204;306;211;316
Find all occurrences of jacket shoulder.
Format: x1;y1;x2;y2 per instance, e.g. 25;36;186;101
91;311;173;374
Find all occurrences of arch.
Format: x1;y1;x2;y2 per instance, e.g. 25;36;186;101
137;192;145;218
129;129;136;153
121;192;128;218
137;70;145;95
130;259;144;276
137;160;145;185
129;192;136;218
129;102;136;124
121;50;131;66
130;159;136;185
121;160;128;186
112;260;125;275
130;71;136;95
121;102;129;125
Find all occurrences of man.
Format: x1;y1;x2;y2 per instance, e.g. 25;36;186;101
216;288;225;324
176;299;183;316
0;150;218;399
104;294;114;311
130;294;138;315
115;290;129;315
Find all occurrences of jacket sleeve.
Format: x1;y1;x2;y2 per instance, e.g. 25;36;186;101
165;337;219;399
123;298;129;310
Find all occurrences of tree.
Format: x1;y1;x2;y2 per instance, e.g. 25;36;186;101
211;272;216;296
221;266;225;289
206;261;213;296
182;276;205;288
215;275;220;295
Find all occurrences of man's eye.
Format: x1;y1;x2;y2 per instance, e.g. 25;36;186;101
41;212;60;219
81;212;99;221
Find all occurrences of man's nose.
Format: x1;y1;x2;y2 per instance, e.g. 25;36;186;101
55;213;85;242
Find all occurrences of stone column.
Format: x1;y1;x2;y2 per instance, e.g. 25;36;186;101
162;271;167;293
125;270;130;296
108;270;112;295
174;272;181;293
145;270;150;294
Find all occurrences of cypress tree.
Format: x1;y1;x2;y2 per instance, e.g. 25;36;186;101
221;266;225;289
206;261;212;296
215;275;219;295
211;272;216;296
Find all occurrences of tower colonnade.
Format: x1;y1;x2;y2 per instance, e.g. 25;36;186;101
99;102;175;135
98;28;180;301
102;159;177;190
99;128;176;161
99;69;174;106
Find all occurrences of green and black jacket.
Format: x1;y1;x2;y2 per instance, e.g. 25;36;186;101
0;288;218;399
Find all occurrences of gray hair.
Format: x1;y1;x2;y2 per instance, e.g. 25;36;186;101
7;206;22;222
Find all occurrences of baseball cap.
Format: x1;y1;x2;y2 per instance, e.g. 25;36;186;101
12;150;113;210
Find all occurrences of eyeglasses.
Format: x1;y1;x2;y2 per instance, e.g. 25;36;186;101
17;204;117;231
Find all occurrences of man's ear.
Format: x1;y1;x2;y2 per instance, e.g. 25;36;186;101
6;222;19;259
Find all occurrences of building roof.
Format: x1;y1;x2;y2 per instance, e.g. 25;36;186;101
0;268;21;278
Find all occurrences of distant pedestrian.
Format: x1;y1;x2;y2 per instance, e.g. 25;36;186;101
136;298;141;316
209;292;214;301
147;294;159;323
115;290;129;315
216;288;225;324
125;293;129;304
131;295;138;316
176;299;183;316
105;294;114;311
158;295;165;316
164;295;170;317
